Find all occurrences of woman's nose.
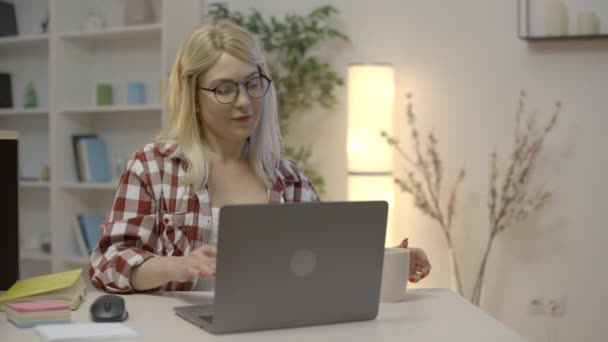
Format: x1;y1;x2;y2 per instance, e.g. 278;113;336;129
234;85;252;107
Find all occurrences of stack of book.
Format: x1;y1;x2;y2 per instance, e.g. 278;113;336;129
6;300;71;328
0;269;87;312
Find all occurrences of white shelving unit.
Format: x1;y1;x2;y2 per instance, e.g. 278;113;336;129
60;104;162;115
20;250;53;262
0;34;49;47
58;23;162;41
59;181;119;191
20;180;51;188
0;0;204;280
0;108;49;116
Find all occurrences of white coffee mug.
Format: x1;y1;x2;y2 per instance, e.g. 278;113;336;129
380;248;410;303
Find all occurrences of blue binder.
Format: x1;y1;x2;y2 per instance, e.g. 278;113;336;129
84;137;111;182
78;214;105;254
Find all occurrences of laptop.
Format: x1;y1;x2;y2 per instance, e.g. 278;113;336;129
174;201;388;335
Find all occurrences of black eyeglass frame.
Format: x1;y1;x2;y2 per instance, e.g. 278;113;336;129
199;74;272;104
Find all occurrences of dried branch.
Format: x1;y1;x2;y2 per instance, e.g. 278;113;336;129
382;93;466;295
473;92;562;305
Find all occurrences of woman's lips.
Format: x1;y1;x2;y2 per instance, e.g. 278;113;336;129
231;116;252;123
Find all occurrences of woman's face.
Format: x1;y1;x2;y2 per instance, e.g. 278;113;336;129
197;53;264;144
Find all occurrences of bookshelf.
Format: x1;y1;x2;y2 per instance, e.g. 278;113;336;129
0;108;49;116
20;180;51;188
60;104;162;115
58;23;162;41
59;181;119;191
0;0;205;281
0;34;49;47
20;251;53;262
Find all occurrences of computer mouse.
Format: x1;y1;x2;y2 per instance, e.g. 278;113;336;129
90;294;128;322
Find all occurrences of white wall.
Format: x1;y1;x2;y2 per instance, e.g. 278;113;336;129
223;0;608;340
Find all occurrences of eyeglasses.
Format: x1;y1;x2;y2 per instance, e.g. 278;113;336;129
199;75;272;104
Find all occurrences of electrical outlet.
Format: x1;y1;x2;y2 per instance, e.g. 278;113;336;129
548;296;566;317
528;296;546;314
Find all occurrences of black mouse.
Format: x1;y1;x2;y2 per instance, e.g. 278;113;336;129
90;294;128;322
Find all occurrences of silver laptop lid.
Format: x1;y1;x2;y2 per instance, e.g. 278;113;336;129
211;201;388;334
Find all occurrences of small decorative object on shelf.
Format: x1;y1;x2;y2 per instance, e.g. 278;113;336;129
577;11;600;35
23;82;38;109
41;8;50;33
0;1;18;37
96;84;113;106
39;232;51;254
127;82;146;105
113;154;128;180
125;0;155;25
545;1;569;36
40;165;50;182
0;73;12;108
83;12;105;31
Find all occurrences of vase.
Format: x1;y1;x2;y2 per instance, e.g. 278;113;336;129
23;82;38;108
127;82;146;105
577;11;600;35
545;1;569;36
96;84;113;106
125;0;155;26
447;247;458;292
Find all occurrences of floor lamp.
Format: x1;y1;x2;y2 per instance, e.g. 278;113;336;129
347;63;396;246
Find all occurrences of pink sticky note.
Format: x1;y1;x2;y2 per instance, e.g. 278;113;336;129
7;301;70;312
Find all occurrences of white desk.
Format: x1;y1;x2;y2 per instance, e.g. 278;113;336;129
0;289;525;341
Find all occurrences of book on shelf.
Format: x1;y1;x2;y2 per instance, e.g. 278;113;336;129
0;269;87;311
73;213;104;256
0;2;18;37
0;72;13;108
71;134;95;182
72;216;88;257
71;134;111;183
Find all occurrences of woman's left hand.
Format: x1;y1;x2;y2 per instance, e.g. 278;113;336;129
399;238;431;283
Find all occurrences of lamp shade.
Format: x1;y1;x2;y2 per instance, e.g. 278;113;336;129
347;63;396;246
347;64;395;173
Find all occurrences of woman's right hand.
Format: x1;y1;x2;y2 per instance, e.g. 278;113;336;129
168;245;217;283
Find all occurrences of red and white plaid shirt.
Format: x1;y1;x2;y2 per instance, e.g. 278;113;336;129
89;142;319;293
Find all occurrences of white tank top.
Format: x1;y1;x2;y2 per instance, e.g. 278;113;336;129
191;190;270;291
191;207;220;291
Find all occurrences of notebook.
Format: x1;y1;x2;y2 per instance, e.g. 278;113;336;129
8;300;70;312
7;301;71;328
0;269;87;311
34;323;137;341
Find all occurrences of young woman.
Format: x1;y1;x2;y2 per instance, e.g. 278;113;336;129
89;21;430;293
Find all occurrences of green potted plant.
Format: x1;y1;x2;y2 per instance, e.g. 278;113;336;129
208;3;350;196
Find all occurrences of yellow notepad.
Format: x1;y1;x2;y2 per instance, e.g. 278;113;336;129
0;269;87;311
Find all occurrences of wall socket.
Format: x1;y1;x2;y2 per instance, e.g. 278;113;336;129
548;297;566;316
528;296;566;316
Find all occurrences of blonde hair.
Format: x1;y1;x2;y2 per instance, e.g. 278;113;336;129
161;21;282;191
